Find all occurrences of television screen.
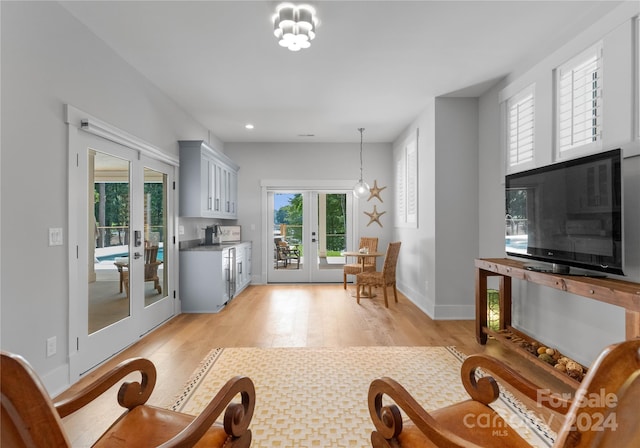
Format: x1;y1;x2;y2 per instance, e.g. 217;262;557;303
505;149;623;275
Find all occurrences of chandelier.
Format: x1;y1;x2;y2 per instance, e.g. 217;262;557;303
353;128;370;198
273;3;317;52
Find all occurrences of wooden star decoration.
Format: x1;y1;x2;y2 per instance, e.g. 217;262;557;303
364;205;386;227
367;179;387;202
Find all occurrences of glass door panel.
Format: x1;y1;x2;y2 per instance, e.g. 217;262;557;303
139;157;174;333
143;167;167;307
269;192;307;282
74;133;138;376
90;150;131;333
311;192;348;282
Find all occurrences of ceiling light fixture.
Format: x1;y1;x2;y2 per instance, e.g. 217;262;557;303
273;3;317;52
245;124;254;130
353;127;370;199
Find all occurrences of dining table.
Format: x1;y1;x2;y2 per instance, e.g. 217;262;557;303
343;250;385;297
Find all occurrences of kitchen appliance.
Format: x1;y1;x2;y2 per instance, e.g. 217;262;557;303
224;247;236;300
204;225;221;245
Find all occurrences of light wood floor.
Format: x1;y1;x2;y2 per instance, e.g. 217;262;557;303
56;284;571;445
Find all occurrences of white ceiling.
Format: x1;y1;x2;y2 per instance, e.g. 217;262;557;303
60;0;622;143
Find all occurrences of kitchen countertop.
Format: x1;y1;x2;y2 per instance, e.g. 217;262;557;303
179;240;250;251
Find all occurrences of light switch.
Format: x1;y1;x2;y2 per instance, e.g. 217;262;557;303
49;227;63;246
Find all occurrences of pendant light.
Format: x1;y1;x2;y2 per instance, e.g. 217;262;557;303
353;128;370;198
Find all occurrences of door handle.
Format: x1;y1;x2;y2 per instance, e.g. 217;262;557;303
133;252;142;260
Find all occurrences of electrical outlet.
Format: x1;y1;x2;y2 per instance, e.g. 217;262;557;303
179;225;185;235
46;336;57;357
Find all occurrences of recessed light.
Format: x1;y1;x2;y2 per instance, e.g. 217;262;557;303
245;124;254;130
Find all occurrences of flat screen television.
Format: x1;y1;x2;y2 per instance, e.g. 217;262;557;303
505;148;623;276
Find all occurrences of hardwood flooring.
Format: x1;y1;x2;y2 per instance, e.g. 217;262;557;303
56;284;570;445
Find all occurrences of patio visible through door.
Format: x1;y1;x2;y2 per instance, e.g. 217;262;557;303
268;190;354;283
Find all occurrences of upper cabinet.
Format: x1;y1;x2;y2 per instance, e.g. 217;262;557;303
179;140;239;219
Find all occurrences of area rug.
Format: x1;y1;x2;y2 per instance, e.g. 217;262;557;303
169;346;555;447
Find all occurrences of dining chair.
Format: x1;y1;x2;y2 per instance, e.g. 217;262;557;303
368;338;640;448
356;241;401;307
1;351;256;448
343;237;379;289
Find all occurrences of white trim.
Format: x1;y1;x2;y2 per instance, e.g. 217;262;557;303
260;179;357;189
65;104;179;167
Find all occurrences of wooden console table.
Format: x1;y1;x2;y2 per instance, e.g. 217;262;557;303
476;258;640;344
476;258;640;386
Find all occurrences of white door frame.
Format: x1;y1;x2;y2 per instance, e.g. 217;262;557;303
66;105;179;380
260;179;360;283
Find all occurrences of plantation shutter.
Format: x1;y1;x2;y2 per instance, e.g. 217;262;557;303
557;43;603;154
507;86;535;167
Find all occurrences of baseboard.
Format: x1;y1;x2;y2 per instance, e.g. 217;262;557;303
41;362;70;397
430;303;475;320
398;283;474;320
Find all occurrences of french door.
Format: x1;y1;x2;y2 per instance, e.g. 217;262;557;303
267;190;355;283
69;130;175;378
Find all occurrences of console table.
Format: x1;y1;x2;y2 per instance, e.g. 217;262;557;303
475;258;640;386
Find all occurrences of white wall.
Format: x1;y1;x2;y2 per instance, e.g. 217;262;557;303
225;142;394;281
0;1;211;391
434;98;479;319
393;100;437;315
478;2;640;365
392;99;479;319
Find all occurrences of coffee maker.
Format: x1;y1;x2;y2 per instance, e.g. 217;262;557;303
204;224;220;245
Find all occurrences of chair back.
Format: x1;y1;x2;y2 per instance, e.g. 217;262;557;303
145;245;159;264
144;244;161;280
381;242;401;282
553;338;640;447
1;352;71;447
359;237;379;267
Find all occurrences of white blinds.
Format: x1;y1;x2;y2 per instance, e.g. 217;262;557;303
557;44;602;153
508;88;534;166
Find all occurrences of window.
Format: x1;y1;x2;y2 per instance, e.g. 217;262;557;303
507;85;535;168
556;42;603;156
395;129;418;228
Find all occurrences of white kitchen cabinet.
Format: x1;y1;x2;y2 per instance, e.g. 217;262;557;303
179;140;239;218
179;242;251;313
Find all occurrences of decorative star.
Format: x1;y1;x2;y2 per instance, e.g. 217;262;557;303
364;205;386;227
367;179;387;202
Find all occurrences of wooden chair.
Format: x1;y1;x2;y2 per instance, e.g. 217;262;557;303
1;351;256;448
343;237;379;289
275;239;300;269
356;241;400;307
368;339;640;448
123;242;162;297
